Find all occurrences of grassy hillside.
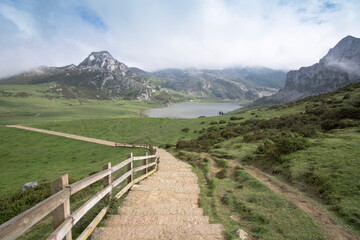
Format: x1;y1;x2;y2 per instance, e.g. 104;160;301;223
174;83;360;238
0;126;151;239
0;84;160;124
0;127;148;196
176;151;326;239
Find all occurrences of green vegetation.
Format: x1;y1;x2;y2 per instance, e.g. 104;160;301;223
33;117;213;146
0;84;161;124
176;151;326;239
175;83;360;237
1;80;360;239
0;127;148;196
0;126;151;239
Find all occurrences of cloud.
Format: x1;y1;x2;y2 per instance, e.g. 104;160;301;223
0;0;359;78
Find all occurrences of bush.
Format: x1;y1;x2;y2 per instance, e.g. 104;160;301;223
216;169;228;179
272;133;309;155
164;143;172;148
0;182;51;224
219;120;227;124
213;158;228;168
230;116;244;121
256;132;310;160
182;127;190;133
210;121;218;125
321;120;339;131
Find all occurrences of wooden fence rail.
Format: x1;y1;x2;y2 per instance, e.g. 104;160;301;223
0;147;159;240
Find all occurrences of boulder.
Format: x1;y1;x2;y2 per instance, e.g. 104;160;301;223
22;181;38;192
236;229;248;240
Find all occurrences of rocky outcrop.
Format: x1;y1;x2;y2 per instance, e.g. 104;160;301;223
255;35;360;105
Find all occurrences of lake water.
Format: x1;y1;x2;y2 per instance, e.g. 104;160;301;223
143;102;247;118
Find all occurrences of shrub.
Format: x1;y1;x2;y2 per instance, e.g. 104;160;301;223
230;116;238;121
321;120;339;131
343;93;351;99
336;106;360;119
0;182;51;224
272;133;309;155
182;127;190;133
213;158;228;168
210;121;218;125
164;143;172;148
219;120;227;124
216;169;228;179
221;193;231;205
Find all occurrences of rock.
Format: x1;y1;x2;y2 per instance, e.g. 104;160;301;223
254;35;360;106
236;229;248;240
22;181;38;192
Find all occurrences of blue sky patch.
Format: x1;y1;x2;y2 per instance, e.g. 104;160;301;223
77;7;106;31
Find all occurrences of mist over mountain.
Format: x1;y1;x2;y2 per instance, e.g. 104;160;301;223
255;35;360;106
1;52;286;102
134;67;285;100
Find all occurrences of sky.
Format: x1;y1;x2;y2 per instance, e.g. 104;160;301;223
0;0;359;78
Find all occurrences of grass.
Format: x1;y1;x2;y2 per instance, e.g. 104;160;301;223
32;117;219;146
175;83;360;238
0;84;161;124
0;126;152;239
178;151;326;239
281;128;360;234
0;126;148;196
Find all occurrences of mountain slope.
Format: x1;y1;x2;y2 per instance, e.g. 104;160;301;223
255;35;360;105
136;67;286;100
1;51;152;100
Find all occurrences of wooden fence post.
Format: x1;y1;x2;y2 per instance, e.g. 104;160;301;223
143;152;148;174
103;162;111;200
51;174;72;240
127;152;133;183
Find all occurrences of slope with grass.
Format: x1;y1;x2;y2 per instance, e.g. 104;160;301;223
0;126;151;239
175;151;327;239
174;83;360;238
0;84;161;124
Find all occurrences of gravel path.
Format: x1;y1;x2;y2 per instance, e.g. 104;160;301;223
92;149;224;240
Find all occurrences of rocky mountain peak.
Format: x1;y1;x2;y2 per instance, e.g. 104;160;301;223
253;35;360;106
320;35;360;76
78;51;129;72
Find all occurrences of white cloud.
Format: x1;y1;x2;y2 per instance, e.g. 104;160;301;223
0;0;359;78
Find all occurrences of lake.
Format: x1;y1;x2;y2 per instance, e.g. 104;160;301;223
143;102;247;118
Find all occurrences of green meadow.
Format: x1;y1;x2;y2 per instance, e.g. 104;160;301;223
1;83;360;239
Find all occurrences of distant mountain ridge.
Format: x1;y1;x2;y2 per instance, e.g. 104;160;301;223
255;35;360;105
133;67;285;100
1;51;286;101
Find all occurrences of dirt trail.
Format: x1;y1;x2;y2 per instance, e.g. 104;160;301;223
224;158;355;240
6;125;116;146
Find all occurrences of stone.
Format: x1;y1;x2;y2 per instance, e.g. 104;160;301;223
22;181;38;192
236;229;248;240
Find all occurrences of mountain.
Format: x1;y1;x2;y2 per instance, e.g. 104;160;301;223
135;67;286;100
1;51;286;101
1;51;152;100
255;35;360;106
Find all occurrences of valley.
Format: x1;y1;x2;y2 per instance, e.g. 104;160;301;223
0;36;360;240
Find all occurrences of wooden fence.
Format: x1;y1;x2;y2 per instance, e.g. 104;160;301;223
0;147;159;240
